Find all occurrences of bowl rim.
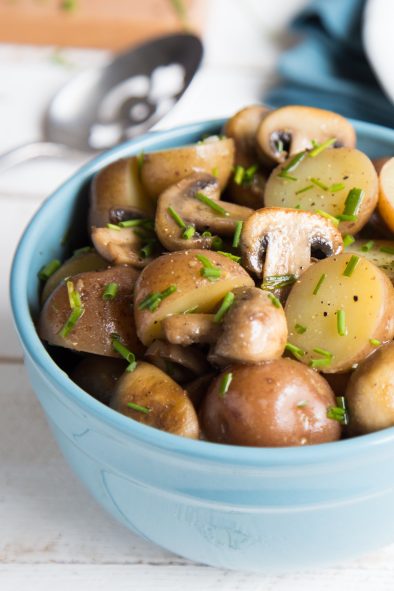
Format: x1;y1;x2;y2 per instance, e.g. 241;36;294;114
10;116;394;467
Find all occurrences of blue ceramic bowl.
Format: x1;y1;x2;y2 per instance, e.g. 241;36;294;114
10;119;394;572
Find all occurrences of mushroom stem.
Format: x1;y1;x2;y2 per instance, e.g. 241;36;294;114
163;314;220;346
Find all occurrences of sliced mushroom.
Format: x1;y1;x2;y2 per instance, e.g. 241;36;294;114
240;208;343;281
155;172;252;251
256;106;356;164
110;361;200;439
163;313;220;346
92;226;156;268
145;339;210;381
89;157;155;228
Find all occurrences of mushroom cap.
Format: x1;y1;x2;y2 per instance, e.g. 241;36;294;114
240;207;343;278
91;226;155;268
224;104;270;162
145;339;210;378
163;313;220;346
256;105;356;164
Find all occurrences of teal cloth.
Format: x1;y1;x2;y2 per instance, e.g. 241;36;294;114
265;0;394;127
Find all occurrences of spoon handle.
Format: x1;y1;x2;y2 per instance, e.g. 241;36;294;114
0;142;91;173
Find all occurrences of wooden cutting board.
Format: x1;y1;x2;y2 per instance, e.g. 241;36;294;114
0;0;207;49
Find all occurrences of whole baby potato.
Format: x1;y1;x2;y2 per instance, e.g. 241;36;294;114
346;342;394;435
200;359;341;447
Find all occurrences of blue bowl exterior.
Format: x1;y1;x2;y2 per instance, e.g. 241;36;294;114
10;119;394;572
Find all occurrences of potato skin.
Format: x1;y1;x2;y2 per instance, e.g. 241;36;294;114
346;343;394;435
70;356;127;404
200;359;341;447
134;249;254;345
110;361;200;439
39;266;144;357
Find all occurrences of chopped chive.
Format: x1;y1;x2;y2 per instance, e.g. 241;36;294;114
196;254;215;268
140;242;156;258
282;151;306;173
310;177;329;191
295;184;313;195
136;152;144;178
234;165;245;185
336;214;357;222
106;223;121;231
73;246;94;256
182;305;199;314
214;292;235;323
369;338;381;347
219;372;233;397
118;218;149;228
343;255;359;277
111;335;137;372
201;267;221;280
58;306;84;338
216;251;241;263
232;220;243;248
316;209;339;226
167;207;186;229
362;240;375;252
261;274;296;290
243;164;258;184
211;236;224;250
309;357;331;369
274;138;284;154
212;166;219;177
268;293;282;308
38;259;61;280
342;187;364;217
285;342;305;360
337;309;347;336
343;234;355;247
195;192;229;216
202;230;212;237
102;282;119;300
313;273;327;295
66;280;81;309
328;182;345;193
313;347;333;358
182;225;195;240
327;396;348;425
278;171;297;181
295;323;307;334
138;285;177;311
294;204;301;209
380;246;394;255
127;402;151;414
308;137;336;157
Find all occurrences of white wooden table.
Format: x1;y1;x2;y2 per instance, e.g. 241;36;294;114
2;1;394;588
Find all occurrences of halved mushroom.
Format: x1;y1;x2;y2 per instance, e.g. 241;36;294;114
163;313;220;346
89;157;155;228
145;339;210;382
155;172;252;251
256;106;356;164
240;208;343;283
140;136;235;199
91;225;157;268
70;356;127;404
110;361;200;439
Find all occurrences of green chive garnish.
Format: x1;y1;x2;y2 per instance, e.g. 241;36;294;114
362;240;375;252
313;273;327;295
182;226;195;240
327;396;348;425
136;152;144;178
138;285;177;311
309;357;331;369
106;223;121;231
195;192;229;216
343;234;355;247
127;402;151;414
310;178;329;191
328;182;345;193
118;218;151;228
342;187;364;217
211;236;224;250
214;292;235;323
73;246;94;256
102;282;119;300
295;323;307;334
216;251;241;263
282;151;306;173
295;185;313;195
66;280;81;309
336;214;357;222
38;259;61;281
112;335;137;372
212;166;219;177
232;220;243;248
285;342;305;360
234;165;245;185
308;137;336;157
243;164;258;184
261;274;296;290
140;241;156;258
369;338;381;347
313;347;333;358
278;171;297;181
337;309;347;336
202;231;212;237
316;209;339;226
167;206;186;229
343;255;359;277
380;246;394;255
268;293;282;308
58;306;84;338
219;372;233;397
196;254;222;281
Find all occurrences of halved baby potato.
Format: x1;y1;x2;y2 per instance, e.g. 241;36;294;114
264;147;378;234
39;266;144;357
346;239;394;283
89;157;155;227
134;249;254;345
377;157;394;232
140;136;235;199
110;361;199;438
285;253;394;373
